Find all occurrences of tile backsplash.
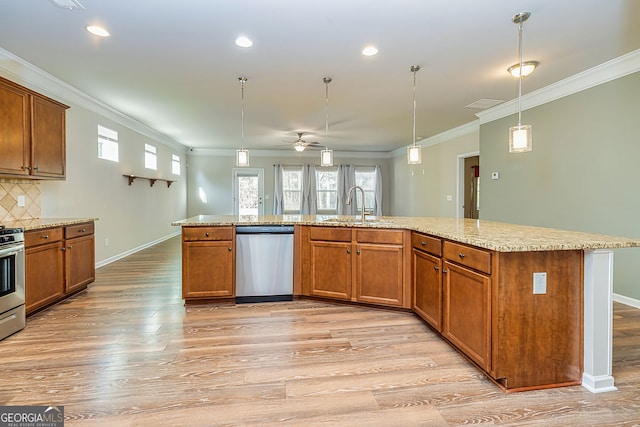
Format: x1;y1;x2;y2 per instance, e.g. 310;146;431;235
0;179;41;222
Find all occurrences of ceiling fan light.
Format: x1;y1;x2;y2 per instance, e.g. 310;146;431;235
321;148;333;166
294;143;305;152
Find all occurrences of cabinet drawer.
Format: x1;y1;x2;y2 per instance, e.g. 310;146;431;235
65;222;94;238
443;241;491;274
183;226;233;241
309;226;352;242
25;227;63;247
411;232;441;256
355;229;403;245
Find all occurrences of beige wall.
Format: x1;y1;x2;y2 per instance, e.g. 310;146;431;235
187;152;390;216
388;129;479;217
479;71;640;300
38;105;187;265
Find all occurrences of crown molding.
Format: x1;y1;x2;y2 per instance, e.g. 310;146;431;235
189;148;392;159
0;47;187;153
477;48;640;124
390;119;479;158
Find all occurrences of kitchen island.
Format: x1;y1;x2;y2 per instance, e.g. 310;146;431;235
173;214;640;393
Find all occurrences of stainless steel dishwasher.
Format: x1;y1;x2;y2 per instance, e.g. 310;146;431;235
235;225;294;303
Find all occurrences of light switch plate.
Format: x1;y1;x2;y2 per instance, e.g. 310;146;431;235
533;272;547;294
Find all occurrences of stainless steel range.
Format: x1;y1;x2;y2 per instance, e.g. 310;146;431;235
0;226;26;341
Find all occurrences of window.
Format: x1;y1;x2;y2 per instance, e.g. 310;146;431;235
282;167;303;213
172;154;181;175
355;167;376;214
97;125;119;162
144;143;157;170
316;168;338;213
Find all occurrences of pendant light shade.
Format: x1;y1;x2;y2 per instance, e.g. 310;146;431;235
509;12;533;153
407;65;422;165
320;77;333;167
236;77;250;166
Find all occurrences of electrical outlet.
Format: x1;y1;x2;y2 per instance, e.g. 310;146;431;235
446;195;453;202
17;195;26;207
533;272;547;294
104;238;109;247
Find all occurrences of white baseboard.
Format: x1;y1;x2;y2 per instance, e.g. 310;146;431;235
95;232;180;269
613;293;640;309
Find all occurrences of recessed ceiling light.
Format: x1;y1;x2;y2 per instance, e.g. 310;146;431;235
235;36;253;48
362;46;379;56
86;25;110;37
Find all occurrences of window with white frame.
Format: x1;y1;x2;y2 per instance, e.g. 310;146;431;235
172;154;181;175
316;168;338;213
355;167;376;214
97;125;119;162
282;167;303;213
144;143;157;170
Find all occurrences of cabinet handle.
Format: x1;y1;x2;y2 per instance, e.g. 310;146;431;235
33;166;39;172
434;266;440;271
79;228;86;232
421;241;427;246
228;247;232;251
346;249;351;254
458;253;465;259
356;249;361;255
68;245;73;249
61;247;66;252
442;269;448;274
24;166;31;171
41;235;49;239
205;232;210;237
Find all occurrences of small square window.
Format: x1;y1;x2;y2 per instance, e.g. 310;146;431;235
97;125;119;162
172;154;181;175
145;143;157;170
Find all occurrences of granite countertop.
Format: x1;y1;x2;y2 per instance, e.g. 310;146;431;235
172;214;640;252
2;217;98;231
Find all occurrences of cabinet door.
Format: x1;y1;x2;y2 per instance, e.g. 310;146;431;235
413;249;443;331
355;243;403;306
31;95;66;178
182;241;234;299
65;234;95;294
25;241;65;314
309;240;352;300
443;261;491;370
0;79;30;176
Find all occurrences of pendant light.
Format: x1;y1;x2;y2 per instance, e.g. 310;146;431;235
509;12;532;153
407;65;421;165
320;77;334;167
236;77;250;166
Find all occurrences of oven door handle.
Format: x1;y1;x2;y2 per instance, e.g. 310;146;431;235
0;245;24;258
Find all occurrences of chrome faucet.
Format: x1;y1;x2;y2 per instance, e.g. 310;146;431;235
346;185;366;222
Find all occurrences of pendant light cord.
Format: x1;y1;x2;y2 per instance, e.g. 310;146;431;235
323;77;331;148
517;22;524;126
411;65;420;146
239;77;247;150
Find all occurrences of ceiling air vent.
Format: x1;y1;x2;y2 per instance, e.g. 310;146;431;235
465;99;505;110
48;0;85;10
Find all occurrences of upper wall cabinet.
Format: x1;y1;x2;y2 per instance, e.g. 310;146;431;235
0;77;68;179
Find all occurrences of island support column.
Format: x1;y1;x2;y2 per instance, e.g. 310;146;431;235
582;249;616;393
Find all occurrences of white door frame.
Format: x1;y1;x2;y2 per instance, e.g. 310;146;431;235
232;168;265;215
456;151;480;219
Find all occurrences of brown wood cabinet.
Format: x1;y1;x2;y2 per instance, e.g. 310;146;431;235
0;76;68;179
182;226;235;300
64;223;96;294
25;221;95;315
412;232;443;331
301;226;410;309
25;228;65;314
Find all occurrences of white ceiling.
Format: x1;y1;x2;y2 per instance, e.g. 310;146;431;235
0;0;638;153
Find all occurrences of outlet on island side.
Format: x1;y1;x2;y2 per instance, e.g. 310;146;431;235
533;272;547;294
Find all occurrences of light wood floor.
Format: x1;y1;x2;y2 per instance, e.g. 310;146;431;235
1;236;639;426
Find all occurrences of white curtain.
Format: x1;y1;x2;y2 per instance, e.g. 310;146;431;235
374;165;383;216
273;164;284;214
337;164;356;215
301;164;317;214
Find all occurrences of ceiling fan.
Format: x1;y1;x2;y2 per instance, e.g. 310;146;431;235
283;132;322;152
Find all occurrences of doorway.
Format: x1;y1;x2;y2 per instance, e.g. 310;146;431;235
233;168;264;215
463;156;480;219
